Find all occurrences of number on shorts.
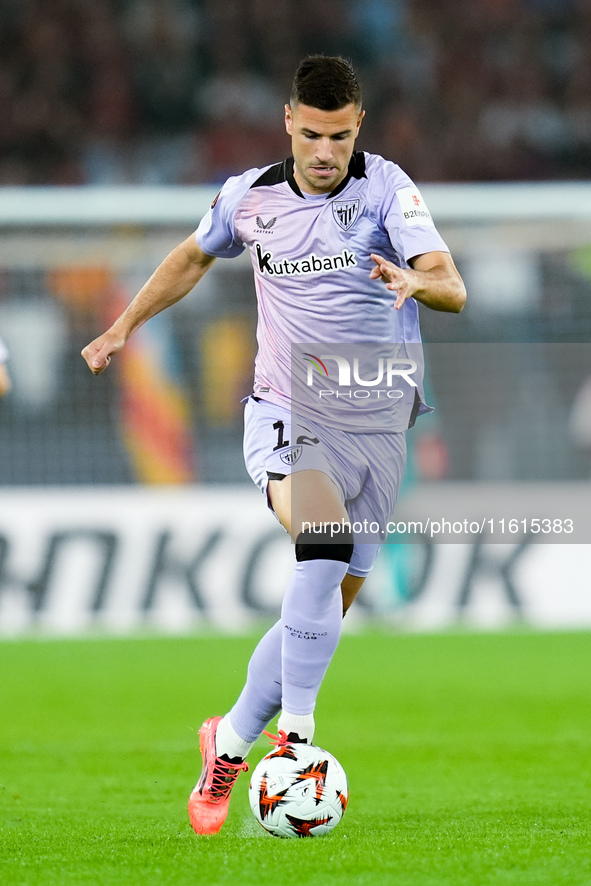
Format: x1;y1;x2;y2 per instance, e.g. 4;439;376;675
272;420;290;451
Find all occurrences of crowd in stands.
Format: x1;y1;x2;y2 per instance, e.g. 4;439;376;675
2;0;591;185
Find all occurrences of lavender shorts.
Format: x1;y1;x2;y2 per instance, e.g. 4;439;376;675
243;396;407;577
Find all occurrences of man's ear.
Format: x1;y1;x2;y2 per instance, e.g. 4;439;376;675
285;104;293;135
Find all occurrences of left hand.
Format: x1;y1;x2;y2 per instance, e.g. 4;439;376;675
369;253;417;310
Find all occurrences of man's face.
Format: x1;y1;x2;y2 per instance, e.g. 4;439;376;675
285;102;365;195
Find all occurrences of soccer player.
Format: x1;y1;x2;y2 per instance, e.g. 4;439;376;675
0;336;11;398
81;56;466;835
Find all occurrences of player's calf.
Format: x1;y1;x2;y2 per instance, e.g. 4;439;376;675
280;524;353;726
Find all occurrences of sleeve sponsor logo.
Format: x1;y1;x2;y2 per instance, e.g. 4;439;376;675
396;186;434;227
255;243;357;276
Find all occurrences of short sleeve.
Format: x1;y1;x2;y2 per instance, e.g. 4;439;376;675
0;337;8;362
370;158;449;263
195;166;269;259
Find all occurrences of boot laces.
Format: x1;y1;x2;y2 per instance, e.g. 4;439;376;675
262;729;291;747
207;756;248;802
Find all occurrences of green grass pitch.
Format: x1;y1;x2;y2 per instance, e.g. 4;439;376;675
1;629;590;886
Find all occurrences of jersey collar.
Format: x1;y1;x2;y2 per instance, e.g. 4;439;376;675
287;152;367;200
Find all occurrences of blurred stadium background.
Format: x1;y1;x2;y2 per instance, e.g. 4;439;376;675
1;0;591;636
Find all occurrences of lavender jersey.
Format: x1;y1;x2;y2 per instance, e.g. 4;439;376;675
195;152;449;432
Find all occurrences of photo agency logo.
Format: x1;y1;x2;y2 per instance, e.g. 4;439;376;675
303;352;417;400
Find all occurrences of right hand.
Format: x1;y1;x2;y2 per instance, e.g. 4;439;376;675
81;331;125;375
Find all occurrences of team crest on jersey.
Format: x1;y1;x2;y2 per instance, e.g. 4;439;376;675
332;199;360;231
279;445;302;466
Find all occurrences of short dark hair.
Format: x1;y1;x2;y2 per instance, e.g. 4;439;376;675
290;55;362;111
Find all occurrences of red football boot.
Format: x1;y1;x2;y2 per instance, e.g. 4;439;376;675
188;716;248;835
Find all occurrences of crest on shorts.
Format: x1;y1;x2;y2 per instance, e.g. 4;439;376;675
332;199;360;231
280;445;303;466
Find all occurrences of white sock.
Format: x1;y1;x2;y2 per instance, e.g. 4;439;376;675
277;711;315;744
215;715;256;761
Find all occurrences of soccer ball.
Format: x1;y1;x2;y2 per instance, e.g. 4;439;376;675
248;741;348;838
